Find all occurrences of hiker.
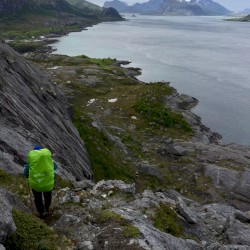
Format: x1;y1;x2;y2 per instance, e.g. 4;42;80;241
23;146;57;219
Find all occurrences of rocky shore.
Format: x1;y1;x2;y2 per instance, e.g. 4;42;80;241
0;37;250;249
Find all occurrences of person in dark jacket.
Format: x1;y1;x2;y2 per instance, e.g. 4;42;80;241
24;145;57;219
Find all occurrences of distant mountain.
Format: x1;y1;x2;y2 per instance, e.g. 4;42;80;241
0;0;123;22
67;0;124;20
103;0;129;12
103;0;232;16
159;0;205;15
131;0;163;13
188;0;231;15
242;8;250;14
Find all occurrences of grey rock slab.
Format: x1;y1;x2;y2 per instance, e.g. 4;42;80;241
111;207;203;250
206;243;250;250
0;194;16;243
234;211;250;223
0;244;6;250
0;188;29;243
176;197;197;224
227;217;250;246
93;180;135;195
204;164;239;190
0;40;91;180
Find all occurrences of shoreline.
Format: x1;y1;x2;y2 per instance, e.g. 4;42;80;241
34;36;224;145
46;16;250;147
13;19;250;147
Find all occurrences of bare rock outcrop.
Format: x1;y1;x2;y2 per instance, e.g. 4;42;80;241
52;180;250;249
0;40;91;180
0;188;30;244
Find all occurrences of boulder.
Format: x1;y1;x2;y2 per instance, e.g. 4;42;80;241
0;244;5;250
205;164;250;211
176;197;197;224
234;211;250;223
0;193;16;243
93;180;135;195
227;217;250;246
0;188;29;243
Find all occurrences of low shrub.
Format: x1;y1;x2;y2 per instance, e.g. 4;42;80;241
134;99;192;132
5;210;59;250
153;203;183;236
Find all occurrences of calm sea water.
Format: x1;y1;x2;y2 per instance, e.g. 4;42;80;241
52;15;250;145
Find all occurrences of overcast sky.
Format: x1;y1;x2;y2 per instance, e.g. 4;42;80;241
89;0;250;11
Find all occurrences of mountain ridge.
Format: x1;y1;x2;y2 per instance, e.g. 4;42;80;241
104;0;232;15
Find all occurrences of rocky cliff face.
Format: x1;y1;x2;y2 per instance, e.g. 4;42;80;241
0;40;92;180
0;0;75;14
0;0;124;22
0;0;28;13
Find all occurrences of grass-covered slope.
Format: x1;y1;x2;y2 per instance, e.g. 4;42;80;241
28;53;213;199
0;0;123;40
66;0;103;11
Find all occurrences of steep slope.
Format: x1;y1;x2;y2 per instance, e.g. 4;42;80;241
67;0;103;11
160;0;205;15
0;0;123;37
0;40;92;180
0;0;30;13
67;0;124;21
0;0;77;15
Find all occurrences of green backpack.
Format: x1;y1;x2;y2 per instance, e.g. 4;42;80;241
28;148;54;192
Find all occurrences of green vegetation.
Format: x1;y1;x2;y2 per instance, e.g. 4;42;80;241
9;40;44;53
89;58;114;69
153;203;183;237
29;54;203;197
98;210;124;223
66;0;102;11
134;98;192;132
0;169;28;199
98;210;140;238
226;15;250;22
5;209;72;250
73;112;134;182
54;175;74;189
123;225;140;238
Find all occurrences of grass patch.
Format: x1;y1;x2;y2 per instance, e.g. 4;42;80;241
5;209;72;250
153;203;183;237
89;58;114;69
54;175;74;189
9;40;44;53
0;169;28;199
98;210;124;223
98;210;140;238
123;225;140;238
134;98;192;133
73;112;134;182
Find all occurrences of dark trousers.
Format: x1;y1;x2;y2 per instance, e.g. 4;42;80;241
32;189;52;215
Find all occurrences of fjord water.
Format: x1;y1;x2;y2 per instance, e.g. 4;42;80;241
53;15;250;145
